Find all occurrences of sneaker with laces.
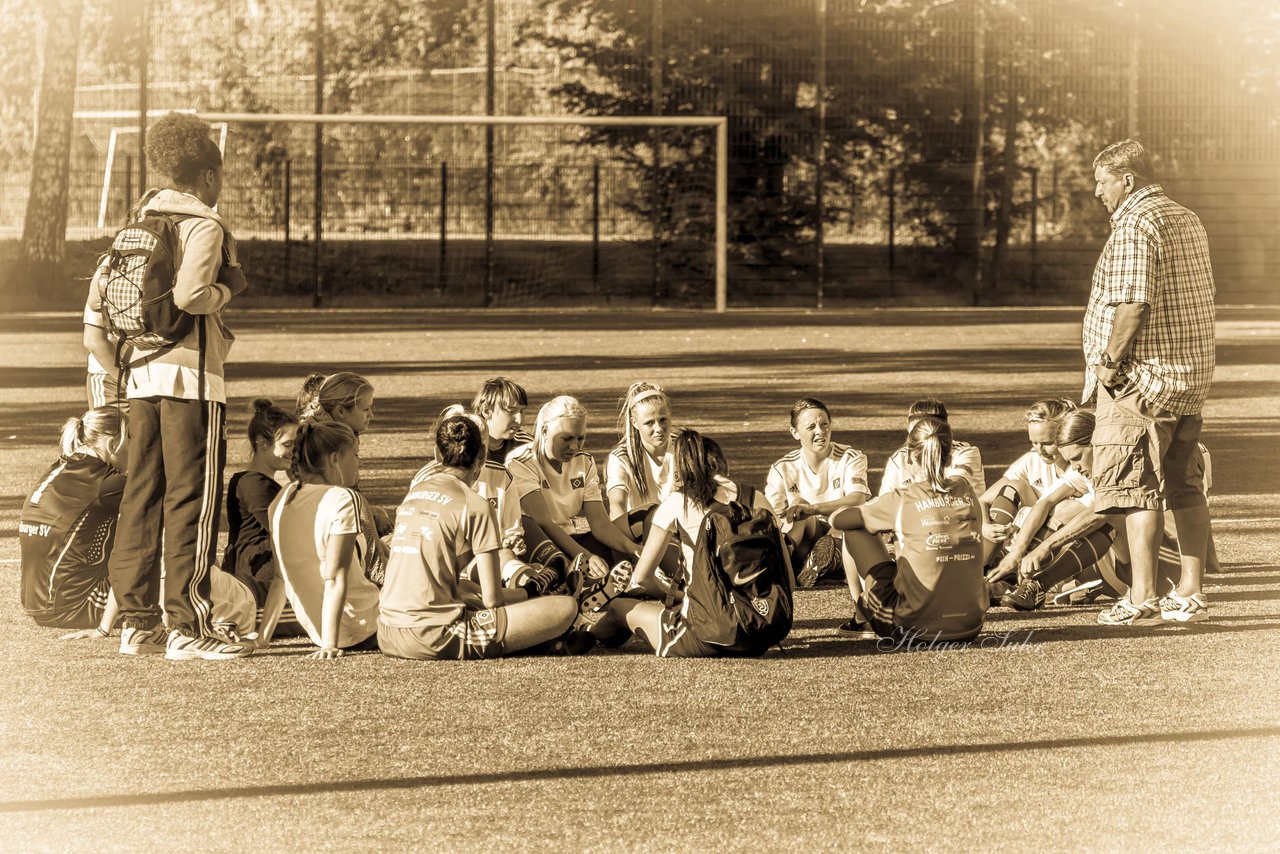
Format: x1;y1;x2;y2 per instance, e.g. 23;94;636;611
837;617;878;640
1097;597;1161;626
796;534;838;588
578;561;634;614
165;630;254;661
1160;590;1208;623
119;625;167;656
1000;578;1045;611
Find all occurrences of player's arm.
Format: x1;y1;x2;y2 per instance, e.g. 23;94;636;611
987;482;1076;582
313;531;357;659
83;322;120;372
632;520;676;596
58;588;120;641
1019;508;1106;578
473;549;504;611
584;499;641;559
172;218;233;314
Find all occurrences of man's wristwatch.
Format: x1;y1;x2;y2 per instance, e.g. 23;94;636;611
1098;352;1121;370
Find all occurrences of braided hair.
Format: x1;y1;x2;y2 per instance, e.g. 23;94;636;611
614;381;671;505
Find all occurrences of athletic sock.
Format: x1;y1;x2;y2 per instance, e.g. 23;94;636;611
1032;523;1116;590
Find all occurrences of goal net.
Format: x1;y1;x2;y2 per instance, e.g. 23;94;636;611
72;111;728;310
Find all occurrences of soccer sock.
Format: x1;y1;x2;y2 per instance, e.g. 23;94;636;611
988;483;1022;528
1031;523;1116;590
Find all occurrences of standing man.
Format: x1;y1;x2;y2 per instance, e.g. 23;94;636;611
1082;139;1216;626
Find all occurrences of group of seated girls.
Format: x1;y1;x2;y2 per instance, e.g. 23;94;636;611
19;375;1215;659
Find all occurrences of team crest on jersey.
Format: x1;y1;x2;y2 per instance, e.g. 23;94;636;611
832;478;841;488
474;609;496;627
488;497;498;508
571;477;585;489
751;598;770;617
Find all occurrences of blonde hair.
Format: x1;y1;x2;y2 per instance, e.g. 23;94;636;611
535;395;588;443
615;381;670;505
297;372;373;426
906;416;953;494
1024;397;1077;427
60;407;125;461
287;420;358;491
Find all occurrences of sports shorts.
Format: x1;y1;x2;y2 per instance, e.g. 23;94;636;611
652;605;720;658
1093;382;1206;513
378;608;510;661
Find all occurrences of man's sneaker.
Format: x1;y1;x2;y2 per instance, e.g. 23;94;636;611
578;561;634;613
837;617;878;640
1052;578;1104;606
119;625;167;656
1097;597;1161;626
165;630;254;661
1000;578;1045;611
1160;590;1209;623
797;534;838;588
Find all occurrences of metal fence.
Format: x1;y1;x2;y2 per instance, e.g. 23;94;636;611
5;0;1277;305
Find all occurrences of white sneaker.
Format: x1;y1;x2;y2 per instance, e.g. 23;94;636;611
1159;591;1209;623
119;625;166;655
165;630;254;661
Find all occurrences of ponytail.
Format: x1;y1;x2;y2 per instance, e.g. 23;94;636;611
248;397;297;451
1055;410;1096;449
906;416;953;494
674;428;726;511
296;372;372;425
287;420;358;499
60;407;125;462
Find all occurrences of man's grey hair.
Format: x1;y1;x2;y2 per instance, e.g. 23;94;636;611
1093;139;1154;181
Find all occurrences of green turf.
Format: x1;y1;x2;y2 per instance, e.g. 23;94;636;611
1;307;1278;851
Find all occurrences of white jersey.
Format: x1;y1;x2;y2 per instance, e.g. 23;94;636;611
765;443;870;535
999;451;1067;500
507;445;603;535
605;445;675;513
880;440;986;497
1047;466;1095;511
650;476;742;568
410;460;523;554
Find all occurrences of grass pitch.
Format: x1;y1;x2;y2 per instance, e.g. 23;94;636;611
0;306;1277;851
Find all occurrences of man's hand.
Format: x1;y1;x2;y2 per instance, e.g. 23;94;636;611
1094;362;1121;388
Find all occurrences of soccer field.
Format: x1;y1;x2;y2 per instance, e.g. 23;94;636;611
1;306;1278;851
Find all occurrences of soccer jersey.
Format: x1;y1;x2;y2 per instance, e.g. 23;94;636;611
1000;451;1067;500
490;429;535;465
507;445;603;535
765;443;871;534
859;477;987;640
605;445;675;512
379;471;501;630
411;460;522;553
269;483;379;648
879;440;986;496
650;475;742;567
222;471;281;604
1046;466;1096;511
19;454;122;628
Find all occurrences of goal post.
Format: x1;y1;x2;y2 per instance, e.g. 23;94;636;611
74;110;731;312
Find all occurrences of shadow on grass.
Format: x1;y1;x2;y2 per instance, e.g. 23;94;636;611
4;724;1277;814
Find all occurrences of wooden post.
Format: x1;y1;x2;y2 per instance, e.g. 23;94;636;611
138;0;149;193
483;0;496;307
591;160;601;297
815;0;827;309
439;161;448;294
312;0;324;308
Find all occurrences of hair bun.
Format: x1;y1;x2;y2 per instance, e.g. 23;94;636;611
251;397;274;412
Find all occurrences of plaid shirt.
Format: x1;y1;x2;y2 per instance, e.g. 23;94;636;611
1082;184;1216;415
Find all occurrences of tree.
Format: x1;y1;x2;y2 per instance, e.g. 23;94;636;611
14;0;85;307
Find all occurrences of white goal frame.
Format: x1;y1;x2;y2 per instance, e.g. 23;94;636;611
75;110;731;312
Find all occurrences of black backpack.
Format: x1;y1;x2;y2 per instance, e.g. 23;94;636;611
669;483;794;657
96;209;198;354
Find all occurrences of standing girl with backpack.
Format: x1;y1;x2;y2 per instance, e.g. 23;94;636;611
260;421;381;658
595;429;791;658
98;112;251;661
830;416;988;642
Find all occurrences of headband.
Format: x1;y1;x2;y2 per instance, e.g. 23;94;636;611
630;389;665;409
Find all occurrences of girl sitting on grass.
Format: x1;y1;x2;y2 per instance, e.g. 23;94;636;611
765;398;872;590
378;415;578;661
297;371;389;584
507;395;641;578
222;399;297;609
879;398;986;497
261;421;381;658
472;376;535;464
829;416;988;642
592;428;784;658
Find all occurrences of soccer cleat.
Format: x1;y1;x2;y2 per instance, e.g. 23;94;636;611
1052;578;1104;606
796;534;838;588
837;617;878;640
165;630;254;661
119;625;166;656
987;579;1014;606
577;561;634;614
1000;578;1046;611
1159;590;1209;623
1096;597;1161;627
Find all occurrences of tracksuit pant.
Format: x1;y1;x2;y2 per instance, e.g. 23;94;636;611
107;395;225;636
